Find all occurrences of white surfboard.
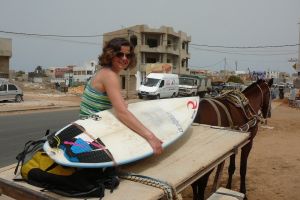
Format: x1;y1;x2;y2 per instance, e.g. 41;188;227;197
44;96;199;168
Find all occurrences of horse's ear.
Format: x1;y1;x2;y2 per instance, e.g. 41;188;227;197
268;78;273;87
256;79;263;84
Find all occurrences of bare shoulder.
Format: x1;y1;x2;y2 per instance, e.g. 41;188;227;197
94;68;115;80
97;68;118;85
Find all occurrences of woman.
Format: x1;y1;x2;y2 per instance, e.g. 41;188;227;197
80;37;163;155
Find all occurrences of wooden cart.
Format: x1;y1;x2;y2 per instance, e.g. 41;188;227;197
0;125;249;200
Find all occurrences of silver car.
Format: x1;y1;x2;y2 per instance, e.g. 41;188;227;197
0;82;23;102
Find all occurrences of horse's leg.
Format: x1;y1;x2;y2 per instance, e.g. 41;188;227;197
192;181;198;200
240;139;253;198
226;154;236;189
191;170;213;200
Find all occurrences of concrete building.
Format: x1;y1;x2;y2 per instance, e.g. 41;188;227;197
103;25;191;93
0;38;12;78
73;60;96;83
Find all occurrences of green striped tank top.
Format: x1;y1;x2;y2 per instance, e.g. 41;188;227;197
79;80;112;118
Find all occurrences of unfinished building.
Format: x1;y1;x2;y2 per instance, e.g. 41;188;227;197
0;38;12;79
102;25;191;94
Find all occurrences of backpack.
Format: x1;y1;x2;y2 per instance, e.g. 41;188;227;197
14;130;119;198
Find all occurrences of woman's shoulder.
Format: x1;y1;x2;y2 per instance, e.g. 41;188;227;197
96;68;118;81
95;68;112;76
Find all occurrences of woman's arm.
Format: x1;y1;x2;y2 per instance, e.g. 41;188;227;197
100;70;163;155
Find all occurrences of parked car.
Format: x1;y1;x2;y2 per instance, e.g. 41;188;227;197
0;82;23;102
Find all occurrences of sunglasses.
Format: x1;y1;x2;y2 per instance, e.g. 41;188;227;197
115;52;133;59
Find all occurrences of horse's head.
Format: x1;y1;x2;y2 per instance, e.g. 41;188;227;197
257;78;273;118
243;78;273;119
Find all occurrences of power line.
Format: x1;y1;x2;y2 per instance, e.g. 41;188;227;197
0;30;128;38
190;43;300;49
1;30;299;49
190;46;298;56
0;30;102;38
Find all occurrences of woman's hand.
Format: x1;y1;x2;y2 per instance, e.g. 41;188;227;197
147;135;163;155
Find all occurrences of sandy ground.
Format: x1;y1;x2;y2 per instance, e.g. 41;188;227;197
0;91;81;114
181;99;300;200
0;93;299;200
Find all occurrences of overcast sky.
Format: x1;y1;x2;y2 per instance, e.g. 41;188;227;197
1;0;299;74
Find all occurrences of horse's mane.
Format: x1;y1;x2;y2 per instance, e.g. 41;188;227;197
243;79;265;93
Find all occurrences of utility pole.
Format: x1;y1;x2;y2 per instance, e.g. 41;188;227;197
224;57;227;80
297;20;300;76
235;61;238;71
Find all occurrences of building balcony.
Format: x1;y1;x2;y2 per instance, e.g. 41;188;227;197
165;46;180;55
139;45;165;53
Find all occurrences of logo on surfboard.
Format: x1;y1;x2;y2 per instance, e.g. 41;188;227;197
187;100;198;109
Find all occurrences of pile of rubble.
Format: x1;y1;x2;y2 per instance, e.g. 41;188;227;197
68;85;85;95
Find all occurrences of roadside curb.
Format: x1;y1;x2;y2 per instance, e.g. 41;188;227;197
0;105;79;114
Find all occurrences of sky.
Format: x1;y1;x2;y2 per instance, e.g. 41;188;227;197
0;0;299;74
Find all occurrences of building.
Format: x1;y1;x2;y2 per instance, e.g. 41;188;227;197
73;61;96;83
0;38;12;78
103;25;191;92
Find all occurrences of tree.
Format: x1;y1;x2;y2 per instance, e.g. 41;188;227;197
34;66;47;77
227;75;244;84
16;71;25;77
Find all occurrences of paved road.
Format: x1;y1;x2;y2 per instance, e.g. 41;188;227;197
0;108;79;168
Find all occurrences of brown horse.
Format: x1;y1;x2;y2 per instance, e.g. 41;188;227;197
192;78;273;200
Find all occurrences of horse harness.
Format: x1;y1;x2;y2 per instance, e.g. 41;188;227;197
202;87;265;132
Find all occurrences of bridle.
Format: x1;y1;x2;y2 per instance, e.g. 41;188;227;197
255;81;271;119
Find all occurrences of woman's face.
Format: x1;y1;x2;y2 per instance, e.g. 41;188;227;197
111;45;132;72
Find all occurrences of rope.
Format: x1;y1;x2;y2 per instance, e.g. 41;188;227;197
119;172;182;200
220;90;249;107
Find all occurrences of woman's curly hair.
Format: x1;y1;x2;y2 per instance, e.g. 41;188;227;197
98;37;136;70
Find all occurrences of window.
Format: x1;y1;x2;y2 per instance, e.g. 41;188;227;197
87;71;93;75
146;58;157;63
121;76;126;89
0;84;7;91
8;84;17;91
159;80;164;88
181;59;185;67
167;40;172;46
182;42;185;49
147;39;158;48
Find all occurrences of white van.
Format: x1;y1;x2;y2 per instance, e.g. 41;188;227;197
138;73;179;99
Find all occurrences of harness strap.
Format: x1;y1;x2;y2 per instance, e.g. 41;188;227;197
231;94;253;120
209;99;234;128
202;98;221;126
239;117;257;132
119;172;181;200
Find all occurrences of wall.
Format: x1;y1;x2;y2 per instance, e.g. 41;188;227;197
0;38;12;78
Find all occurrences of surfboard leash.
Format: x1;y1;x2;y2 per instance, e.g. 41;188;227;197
118;172;182;200
72;123;118;167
